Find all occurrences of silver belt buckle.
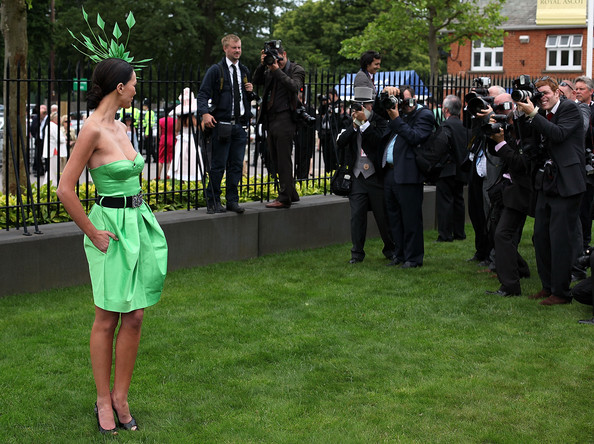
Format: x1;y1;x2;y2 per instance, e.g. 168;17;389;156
131;193;143;208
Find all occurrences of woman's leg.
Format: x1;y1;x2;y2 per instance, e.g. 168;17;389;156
90;306;119;430
111;309;144;425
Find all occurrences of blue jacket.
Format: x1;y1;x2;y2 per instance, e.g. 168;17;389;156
197;57;252;124
383;105;435;184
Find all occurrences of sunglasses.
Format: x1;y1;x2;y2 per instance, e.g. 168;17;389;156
559;81;574;91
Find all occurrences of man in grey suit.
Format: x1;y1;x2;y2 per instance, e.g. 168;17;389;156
353;51;381;99
516;77;586;305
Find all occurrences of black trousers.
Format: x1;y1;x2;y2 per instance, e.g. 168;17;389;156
579;182;594;250
468;168;491;260
384;174;424;265
436;176;466;241
494;206;529;294
349;173;395;261
534;191;582;298
268;111;298;204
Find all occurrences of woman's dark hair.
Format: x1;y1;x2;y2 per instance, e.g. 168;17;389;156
87;58;134;110
359;50;381;71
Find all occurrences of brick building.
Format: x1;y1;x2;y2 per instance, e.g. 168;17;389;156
447;0;591;79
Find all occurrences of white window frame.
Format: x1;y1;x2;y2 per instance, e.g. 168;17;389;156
471;40;503;72
546;34;582;71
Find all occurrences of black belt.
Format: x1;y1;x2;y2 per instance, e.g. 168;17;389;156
97;193;144;208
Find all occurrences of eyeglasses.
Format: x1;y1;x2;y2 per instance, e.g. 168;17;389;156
559;81;574;91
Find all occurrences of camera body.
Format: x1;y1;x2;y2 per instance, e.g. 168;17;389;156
482;114;511;135
465;78;495;117
511;75;543;104
263;40;284;66
294;105;316;127
379;91;401;110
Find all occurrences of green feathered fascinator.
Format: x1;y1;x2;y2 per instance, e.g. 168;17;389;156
68;7;151;70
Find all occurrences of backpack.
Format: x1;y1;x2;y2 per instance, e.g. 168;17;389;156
414;124;450;183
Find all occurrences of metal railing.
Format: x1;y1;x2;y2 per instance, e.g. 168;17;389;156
0;60;540;233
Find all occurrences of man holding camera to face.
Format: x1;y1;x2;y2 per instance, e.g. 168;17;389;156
253;40;305;209
381;85;435;268
336;86;394;264
515;77;586;305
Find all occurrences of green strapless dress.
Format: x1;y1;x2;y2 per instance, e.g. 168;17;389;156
84;153;168;313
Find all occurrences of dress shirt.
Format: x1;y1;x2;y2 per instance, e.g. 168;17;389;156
226;58;245;117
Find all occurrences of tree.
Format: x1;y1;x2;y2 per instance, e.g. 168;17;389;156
273;0;382;71
340;0;506;78
1;0;30;195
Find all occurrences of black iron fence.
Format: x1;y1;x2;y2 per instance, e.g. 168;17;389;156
1;60;539;233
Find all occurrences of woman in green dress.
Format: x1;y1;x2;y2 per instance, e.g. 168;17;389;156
57;58;168;435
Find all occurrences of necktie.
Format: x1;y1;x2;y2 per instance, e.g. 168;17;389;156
547;112;554;121
231;64;241;121
382;134;397;167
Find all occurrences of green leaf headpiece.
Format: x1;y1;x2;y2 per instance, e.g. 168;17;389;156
68;7;151;71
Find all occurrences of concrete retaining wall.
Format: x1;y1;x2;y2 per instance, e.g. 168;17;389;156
0;187;440;297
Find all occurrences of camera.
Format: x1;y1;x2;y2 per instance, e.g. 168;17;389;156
294;104;316;127
351;102;363;112
577;246;593;269
511;75;543;104
379;91;401;110
465;78;494;117
263;40;284;66
482;114;511;135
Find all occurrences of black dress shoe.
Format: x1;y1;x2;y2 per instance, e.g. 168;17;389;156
206;206;215;215
386;258;402;266
349;258;362;264
214;202;226;213
400;261;421;269
94;403;118;435
485;289;520;297
435;237;453;242
226;202;245;213
467;254;481;262
578;318;594;325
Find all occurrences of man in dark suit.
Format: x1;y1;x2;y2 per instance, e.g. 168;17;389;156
197;34;253;214
484;95;534;296
336;86;394;263
382;85;435;268
516;77;586;305
29;104;47;176
435;95;470;242
253;41;305;209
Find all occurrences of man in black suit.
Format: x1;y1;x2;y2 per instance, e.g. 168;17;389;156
515;77;586;305
435;95;470;242
253;40;305;209
382;85;435;268
336;86;394;263
484;94;534;296
29;104;47;176
574;76;594;250
197;34;253;214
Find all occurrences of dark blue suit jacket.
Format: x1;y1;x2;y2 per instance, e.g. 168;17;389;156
382;105;435;184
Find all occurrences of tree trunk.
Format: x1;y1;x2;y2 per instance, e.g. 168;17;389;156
427;7;440;79
1;0;28;195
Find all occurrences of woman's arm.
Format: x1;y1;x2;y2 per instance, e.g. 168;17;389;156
56;124;117;253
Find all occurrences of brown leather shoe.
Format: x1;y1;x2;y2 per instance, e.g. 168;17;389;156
265;200;290;209
528;289;551;300
539;294;571;306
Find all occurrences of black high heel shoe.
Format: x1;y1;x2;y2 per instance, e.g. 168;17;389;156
94;403;118;435
113;407;139;431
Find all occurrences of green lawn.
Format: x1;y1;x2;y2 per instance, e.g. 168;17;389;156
1;223;594;443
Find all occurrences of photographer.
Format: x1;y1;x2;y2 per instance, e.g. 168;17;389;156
381;85;435;268
336;86;394;264
318;89;347;171
253;40;305;209
515;77;586;305
483;93;534;296
197;34;253;214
